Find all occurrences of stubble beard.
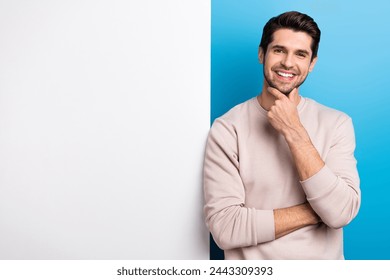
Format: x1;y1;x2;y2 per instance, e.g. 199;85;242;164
263;66;308;96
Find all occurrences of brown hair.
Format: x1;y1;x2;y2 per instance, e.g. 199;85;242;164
259;11;321;60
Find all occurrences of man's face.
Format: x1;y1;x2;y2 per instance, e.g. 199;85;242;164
259;28;317;95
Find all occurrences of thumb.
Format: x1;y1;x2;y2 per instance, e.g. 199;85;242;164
267;87;285;100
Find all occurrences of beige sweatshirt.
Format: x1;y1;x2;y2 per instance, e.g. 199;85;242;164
203;96;360;259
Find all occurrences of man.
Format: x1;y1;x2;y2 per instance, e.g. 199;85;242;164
203;11;360;259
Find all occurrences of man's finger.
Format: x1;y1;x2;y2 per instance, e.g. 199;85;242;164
288;88;298;101
267;87;286;100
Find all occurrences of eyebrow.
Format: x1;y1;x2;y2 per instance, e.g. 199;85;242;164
271;45;311;55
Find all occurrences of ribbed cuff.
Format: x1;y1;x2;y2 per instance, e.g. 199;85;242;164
300;165;338;200
255;209;275;243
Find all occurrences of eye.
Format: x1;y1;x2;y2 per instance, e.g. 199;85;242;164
274;48;284;54
296;52;307;58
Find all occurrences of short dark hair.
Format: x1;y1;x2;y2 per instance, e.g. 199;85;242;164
259;11;321;59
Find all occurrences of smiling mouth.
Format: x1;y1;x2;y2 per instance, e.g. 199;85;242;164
276;71;295;78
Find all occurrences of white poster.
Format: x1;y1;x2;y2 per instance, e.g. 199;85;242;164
0;0;210;259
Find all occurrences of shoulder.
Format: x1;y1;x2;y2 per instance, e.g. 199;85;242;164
218;98;254;122
211;98;255;130
301;98;357;149
208;98;256;144
302;98;352;127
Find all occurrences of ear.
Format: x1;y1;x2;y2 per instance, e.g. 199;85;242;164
309;56;318;72
258;47;265;64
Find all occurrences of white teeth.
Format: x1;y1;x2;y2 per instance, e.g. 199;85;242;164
277;71;294;78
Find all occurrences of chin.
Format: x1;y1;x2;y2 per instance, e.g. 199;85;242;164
270;83;294;96
278;87;294;96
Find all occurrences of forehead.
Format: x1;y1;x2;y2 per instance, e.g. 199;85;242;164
269;28;313;53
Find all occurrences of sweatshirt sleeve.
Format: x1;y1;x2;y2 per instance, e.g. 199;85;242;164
300;117;361;229
203;118;275;250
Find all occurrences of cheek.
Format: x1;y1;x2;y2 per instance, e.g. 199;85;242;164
298;63;312;75
263;54;277;66
264;60;277;74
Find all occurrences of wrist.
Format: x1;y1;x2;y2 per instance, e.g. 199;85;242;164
283;124;310;146
298;203;321;225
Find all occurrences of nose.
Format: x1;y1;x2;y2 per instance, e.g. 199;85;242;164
281;53;294;68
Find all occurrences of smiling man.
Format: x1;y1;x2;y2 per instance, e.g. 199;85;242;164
203;11;361;259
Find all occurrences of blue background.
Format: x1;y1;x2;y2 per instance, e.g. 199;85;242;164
211;0;390;260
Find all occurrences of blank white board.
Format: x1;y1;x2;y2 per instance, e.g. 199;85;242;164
0;0;210;259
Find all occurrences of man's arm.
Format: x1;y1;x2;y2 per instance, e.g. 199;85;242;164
267;87;360;228
274;202;320;239
203;117;320;250
266;87;324;181
203;118;274;250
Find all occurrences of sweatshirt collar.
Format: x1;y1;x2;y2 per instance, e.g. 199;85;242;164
253;95;307;117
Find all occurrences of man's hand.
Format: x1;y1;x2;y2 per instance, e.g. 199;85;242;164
267;87;303;141
265;87;324;181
